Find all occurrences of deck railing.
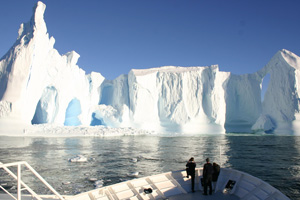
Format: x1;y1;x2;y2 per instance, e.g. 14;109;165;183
0;161;65;200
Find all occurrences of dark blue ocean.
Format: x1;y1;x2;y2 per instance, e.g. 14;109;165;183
0;135;299;199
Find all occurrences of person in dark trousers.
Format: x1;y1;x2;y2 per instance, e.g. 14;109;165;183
203;158;213;195
186;157;196;192
212;162;220;191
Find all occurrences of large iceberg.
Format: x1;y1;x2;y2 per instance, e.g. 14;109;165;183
0;1;299;135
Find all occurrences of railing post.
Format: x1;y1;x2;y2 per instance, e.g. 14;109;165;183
17;163;21;200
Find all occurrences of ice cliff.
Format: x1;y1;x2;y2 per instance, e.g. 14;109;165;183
0;1;299;135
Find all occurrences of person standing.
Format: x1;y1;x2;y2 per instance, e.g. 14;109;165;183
186;157;196;192
203;158;213;195
212;162;220;191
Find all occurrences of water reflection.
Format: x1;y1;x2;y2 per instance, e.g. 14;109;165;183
0;137;32;149
287;136;300;197
0;135;299;199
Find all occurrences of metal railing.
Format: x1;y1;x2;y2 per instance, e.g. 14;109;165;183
0;161;65;200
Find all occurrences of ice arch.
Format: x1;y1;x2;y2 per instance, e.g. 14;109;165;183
31;86;58;124
64;98;82;126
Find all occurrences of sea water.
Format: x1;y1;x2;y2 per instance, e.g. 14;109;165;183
0;135;299;199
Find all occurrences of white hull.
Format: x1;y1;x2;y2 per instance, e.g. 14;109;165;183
71;168;289;200
0;161;290;200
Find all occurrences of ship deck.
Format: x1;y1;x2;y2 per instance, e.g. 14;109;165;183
0;165;289;200
0;191;239;200
168;190;238;200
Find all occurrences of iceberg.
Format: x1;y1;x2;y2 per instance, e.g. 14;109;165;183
254;50;300;134
0;1;299;135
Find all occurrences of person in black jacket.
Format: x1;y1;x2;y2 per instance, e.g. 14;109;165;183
212;162;220;191
203;158;213;195
186;157;196;192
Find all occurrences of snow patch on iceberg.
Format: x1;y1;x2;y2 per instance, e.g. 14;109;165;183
0;101;12;117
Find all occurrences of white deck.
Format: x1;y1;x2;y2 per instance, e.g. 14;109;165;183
0;194;72;200
0;167;290;200
69;168;289;200
168;191;238;200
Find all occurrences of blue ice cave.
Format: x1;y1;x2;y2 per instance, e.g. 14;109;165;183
64;98;82;126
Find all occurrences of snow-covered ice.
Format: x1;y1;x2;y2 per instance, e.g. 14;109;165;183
62;181;71;185
127;172;139;177
68;155;88;163
93;180;104;188
88;178;98;182
0;1;300;136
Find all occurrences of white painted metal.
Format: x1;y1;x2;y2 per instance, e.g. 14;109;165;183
0;162;43;200
0;161;65;200
17;163;21;200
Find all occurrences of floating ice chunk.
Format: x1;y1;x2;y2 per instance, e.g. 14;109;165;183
127;172;139;177
88;177;97;182
62;181;71;185
68;155;88;162
94;180;104;188
131;158;138;162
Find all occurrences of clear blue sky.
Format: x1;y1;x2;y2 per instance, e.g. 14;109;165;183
0;0;299;80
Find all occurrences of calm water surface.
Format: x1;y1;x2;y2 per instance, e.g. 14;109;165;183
0;135;299;199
